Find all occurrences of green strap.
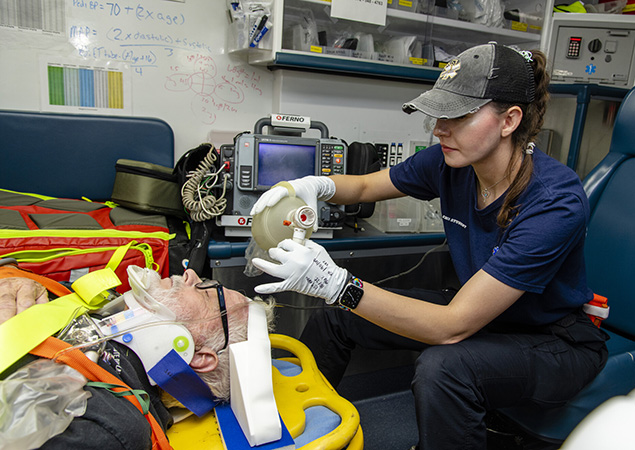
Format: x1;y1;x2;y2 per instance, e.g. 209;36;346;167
86;381;151;415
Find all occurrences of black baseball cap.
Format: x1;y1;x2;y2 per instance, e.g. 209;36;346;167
403;42;535;119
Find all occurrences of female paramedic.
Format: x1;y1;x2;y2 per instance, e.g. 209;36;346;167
250;42;609;449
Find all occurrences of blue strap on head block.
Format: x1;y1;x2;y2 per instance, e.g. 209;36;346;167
148;349;219;416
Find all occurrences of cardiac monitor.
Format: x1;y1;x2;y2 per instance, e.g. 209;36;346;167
217;115;347;238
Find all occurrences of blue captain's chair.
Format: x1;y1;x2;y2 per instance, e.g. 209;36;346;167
497;86;635;445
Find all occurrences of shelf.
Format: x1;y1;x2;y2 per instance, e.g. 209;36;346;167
208;218;446;261
291;0;542;46
549;83;630;99
385;9;542;46
269;50;442;82
254;0;545;83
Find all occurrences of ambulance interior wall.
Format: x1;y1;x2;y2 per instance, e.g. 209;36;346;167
543;96;620;179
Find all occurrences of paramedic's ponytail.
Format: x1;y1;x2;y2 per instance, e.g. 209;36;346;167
495;50;550;228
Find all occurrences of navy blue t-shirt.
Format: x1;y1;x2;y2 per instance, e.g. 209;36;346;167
390;144;593;326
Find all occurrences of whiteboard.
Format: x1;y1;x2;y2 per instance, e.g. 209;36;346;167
0;0;274;159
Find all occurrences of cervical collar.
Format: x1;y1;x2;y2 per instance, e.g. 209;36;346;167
228;301;281;446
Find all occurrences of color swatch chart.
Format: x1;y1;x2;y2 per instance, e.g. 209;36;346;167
47;65;124;109
0;0;65;34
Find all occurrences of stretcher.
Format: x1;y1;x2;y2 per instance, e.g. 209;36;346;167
168;334;363;449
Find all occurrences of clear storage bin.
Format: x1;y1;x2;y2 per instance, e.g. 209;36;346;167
367;197;422;233
420;198;443;232
396;0;419;12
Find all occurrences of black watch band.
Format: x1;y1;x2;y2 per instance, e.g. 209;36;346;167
337;273;364;311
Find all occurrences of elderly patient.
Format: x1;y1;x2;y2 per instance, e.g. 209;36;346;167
0;266;274;449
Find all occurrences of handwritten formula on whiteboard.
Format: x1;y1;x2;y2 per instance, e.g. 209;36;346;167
68;1;267;126
0;0;273;152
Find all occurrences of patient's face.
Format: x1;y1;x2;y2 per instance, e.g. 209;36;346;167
148;269;251;350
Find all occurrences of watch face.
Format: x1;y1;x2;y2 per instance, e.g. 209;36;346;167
340;283;364;310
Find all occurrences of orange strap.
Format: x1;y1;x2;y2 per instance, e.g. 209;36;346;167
30;337;172;450
0;265;72;297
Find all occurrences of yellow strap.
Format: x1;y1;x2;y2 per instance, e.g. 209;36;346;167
3;247;127;263
0;188;57;201
1;294;87;373
0;268;121;374
0;229;172;240
107;241;134;271
72;268;122;306
3;241;157;272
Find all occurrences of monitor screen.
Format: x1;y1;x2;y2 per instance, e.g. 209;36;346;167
257;142;316;188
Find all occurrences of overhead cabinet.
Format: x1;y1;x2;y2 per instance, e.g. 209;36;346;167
238;0;552;81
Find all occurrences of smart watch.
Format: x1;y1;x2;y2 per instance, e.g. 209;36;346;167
337;273;364;311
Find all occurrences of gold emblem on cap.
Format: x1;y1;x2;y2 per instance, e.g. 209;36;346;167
440;59;460;80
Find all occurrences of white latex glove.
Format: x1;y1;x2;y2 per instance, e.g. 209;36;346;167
249;176;336;231
252;239;348;304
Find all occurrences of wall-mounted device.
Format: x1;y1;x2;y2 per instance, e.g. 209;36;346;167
547;13;635;88
375;143;389;168
217;114;347;238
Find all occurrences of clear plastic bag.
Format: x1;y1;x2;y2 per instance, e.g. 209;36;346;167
449;0;503;27
0;359;90;450
385;35;418;65
243;238;275;277
282;6;319;52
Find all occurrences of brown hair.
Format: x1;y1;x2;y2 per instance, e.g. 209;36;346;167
493;50;550;228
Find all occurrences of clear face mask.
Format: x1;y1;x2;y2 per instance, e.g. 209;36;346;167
125;265;176;320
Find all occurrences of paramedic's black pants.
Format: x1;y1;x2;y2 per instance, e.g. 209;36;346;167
300;288;608;450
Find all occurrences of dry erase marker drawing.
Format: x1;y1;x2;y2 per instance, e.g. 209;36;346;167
164;53;262;125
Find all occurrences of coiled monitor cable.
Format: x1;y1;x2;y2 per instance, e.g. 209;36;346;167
181;146;229;222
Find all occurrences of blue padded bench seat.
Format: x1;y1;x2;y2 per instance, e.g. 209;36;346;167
0;110;174;201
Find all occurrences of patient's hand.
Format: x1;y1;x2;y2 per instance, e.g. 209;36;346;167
0;278;49;324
